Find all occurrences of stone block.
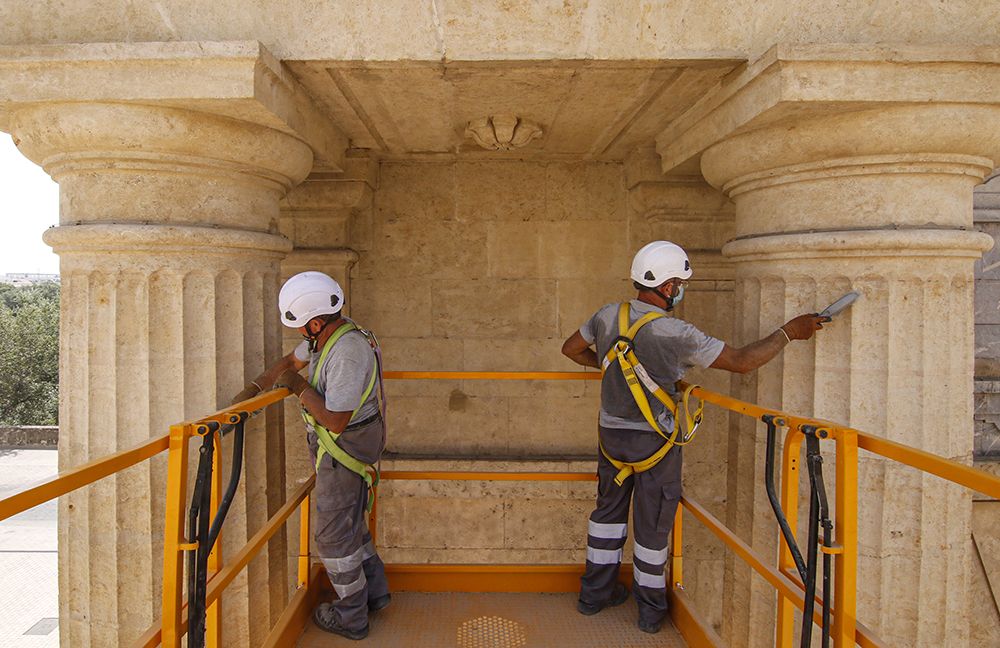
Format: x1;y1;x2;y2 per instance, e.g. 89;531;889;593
556;278;634;336
350;279;434;337
378;496;505;549
461;337;570;372
431;279;558;339
486;222;543;279
454;161;546;222
507;395;600;456
377;163;456;224
545;162;625;221
385;393;509;455
503;498;593;549
976;281;1000;325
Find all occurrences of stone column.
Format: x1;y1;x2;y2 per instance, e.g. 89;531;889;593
700;104;999;647
9;102;313;647
627;147;735;634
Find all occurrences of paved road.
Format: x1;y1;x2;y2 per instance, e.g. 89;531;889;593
0;448;58;647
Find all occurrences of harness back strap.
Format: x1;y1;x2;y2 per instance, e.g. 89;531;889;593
600;303;705;485
301;322;381;510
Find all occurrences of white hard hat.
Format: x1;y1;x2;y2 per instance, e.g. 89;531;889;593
278;271;344;328
630;241;692;287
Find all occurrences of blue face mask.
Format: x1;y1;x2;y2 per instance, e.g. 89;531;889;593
672;283;685;305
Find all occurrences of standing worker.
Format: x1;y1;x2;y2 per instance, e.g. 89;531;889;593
561;241;826;634
232;271;390;641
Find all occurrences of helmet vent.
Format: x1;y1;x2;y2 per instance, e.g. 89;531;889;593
684;260;690;271
330;295;340;307
285;310;295;321
644;270;655;281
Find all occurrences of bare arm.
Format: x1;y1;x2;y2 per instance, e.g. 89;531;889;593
297;391;354;436
231;350;309;404
561;330;599;369
710;314;827;375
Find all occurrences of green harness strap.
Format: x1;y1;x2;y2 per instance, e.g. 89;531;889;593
301;322;381;510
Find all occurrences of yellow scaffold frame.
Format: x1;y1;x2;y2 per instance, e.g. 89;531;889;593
1;370;998;648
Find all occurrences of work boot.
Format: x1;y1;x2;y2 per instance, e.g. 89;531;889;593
577;583;629;616
638;617;662;634
368;593;392;612
312;602;369;640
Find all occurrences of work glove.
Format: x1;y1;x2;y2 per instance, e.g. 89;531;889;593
781;314;829;341
231;384;262;405
275;369;310;397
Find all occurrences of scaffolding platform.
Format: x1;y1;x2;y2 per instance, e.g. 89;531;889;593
297;592;685;647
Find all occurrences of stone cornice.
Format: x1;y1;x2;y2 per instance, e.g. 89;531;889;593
656;44;1000;175
0;40;348;169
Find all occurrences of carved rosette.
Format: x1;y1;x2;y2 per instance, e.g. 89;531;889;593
464;115;543;151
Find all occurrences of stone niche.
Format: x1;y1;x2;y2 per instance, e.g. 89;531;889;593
350;158;630;567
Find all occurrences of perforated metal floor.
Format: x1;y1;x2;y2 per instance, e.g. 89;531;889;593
297;592;685;647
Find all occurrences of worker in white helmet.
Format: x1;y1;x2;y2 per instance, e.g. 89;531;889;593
561;241;826;634
232;271;389;641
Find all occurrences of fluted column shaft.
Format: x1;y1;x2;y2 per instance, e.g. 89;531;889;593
702;104;1000;647
9;102;312;646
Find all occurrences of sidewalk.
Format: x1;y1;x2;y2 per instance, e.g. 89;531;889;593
0;448;58;647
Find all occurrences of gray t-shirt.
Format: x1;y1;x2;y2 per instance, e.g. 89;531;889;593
580;300;724;432
295;321;383;462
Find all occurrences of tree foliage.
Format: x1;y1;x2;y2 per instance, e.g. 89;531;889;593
0;282;59;425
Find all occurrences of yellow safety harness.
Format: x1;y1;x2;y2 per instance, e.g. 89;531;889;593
600;302;705;486
301;321;382;510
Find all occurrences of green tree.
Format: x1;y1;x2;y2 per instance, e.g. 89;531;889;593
0;282;59;425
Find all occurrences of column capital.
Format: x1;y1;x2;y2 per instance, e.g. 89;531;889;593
0;40;347;169
656;44;1000;175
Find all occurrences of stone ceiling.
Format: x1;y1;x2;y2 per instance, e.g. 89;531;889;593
286;59;742;161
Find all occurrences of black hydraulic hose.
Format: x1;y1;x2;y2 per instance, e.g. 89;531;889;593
762;414;809;582
812;450;834;648
801;433;822;648
187;434;215;648
206;418;246;553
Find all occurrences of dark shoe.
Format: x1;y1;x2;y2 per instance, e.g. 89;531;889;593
312;602;369;640
368;593;392;612
638;618;662;634
577;583;629;616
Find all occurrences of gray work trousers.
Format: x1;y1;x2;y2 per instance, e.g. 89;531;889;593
579;425;682;626
308;424;389;632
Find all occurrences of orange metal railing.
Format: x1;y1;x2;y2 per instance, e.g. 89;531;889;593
3;369;999;648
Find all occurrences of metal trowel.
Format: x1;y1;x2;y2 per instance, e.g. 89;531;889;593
818;291;860;320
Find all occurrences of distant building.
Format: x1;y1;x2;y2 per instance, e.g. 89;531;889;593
0;272;60;286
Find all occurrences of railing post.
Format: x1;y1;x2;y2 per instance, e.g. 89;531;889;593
670;504;684;588
776;429;803;648
833;430;858;647
298;493;311;588
206;430;223;648
161;423;192;648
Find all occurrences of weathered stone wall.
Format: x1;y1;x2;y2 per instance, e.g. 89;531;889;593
2;1;998;61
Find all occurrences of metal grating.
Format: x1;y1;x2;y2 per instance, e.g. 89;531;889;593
298;592;685;647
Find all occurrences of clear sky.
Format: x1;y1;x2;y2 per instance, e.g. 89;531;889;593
0;135;59;275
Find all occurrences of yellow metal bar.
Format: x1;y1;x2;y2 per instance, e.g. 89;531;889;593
202;475;314;609
834;429;859;648
206;431;222;648
160;424;192;648
183;387;291;431
298;494;311;588
384;370;602;381
776;429;803;648
0;433;169;521
668;587;724;648
671;505;683;588
857;433;1000;499
380;470;597;482
261;564;326;648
